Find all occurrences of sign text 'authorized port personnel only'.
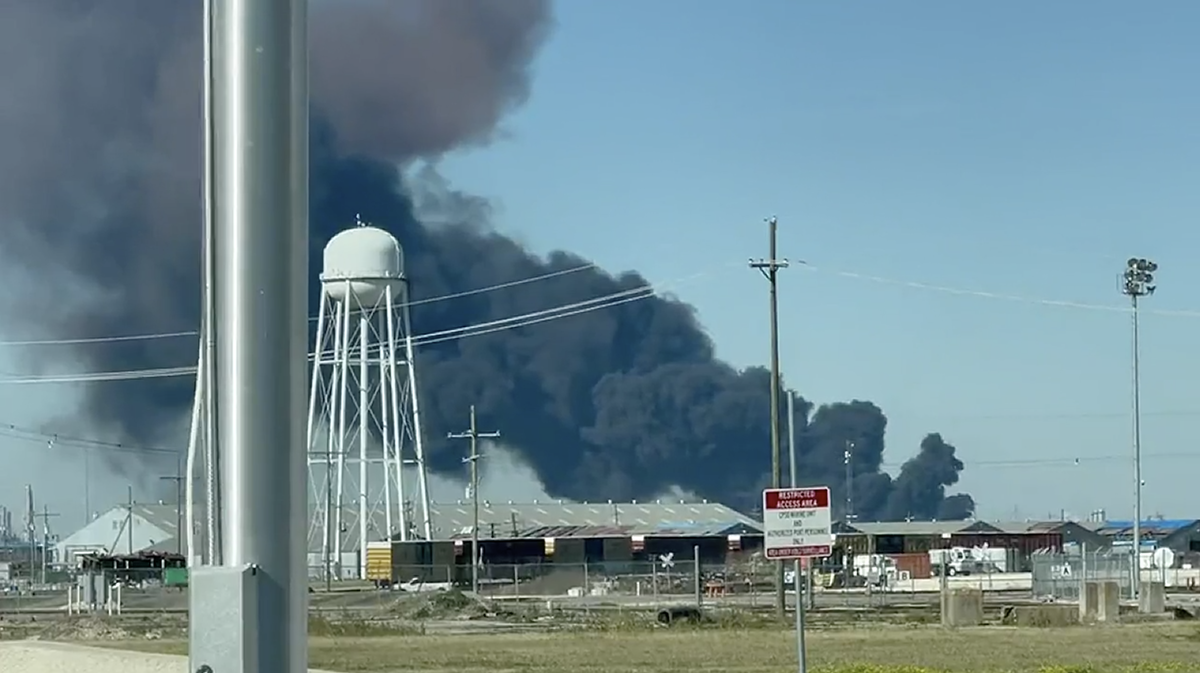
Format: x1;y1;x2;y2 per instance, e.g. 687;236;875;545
761;486;832;560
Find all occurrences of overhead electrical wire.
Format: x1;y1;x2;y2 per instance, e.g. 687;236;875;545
10;253;1200;352
1;247;1193;466
0;262;736;384
801;263;1200;318
6;252;1200;383
0;261;602;348
0;422;176;455
882;450;1200;471
4;415;1197;469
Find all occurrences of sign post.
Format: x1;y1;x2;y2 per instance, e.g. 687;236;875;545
763;486;832;673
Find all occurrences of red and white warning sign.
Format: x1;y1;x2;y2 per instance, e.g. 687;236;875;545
761;486;832;560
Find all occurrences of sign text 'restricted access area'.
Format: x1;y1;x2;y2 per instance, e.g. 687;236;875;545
761;486;832;560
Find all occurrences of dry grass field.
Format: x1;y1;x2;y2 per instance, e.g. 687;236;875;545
111;622;1200;672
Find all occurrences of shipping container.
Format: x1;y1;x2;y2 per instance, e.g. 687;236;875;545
365;541;393;582
889;552;931;579
163;567;189;587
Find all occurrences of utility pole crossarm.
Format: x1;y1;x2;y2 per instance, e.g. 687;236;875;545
34;505;60;585
447;405;500;595
160;469;186;556
749;215;789;622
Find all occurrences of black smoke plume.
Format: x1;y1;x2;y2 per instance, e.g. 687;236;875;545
0;0;973;520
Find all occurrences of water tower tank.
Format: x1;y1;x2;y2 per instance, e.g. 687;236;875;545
320;224;405;305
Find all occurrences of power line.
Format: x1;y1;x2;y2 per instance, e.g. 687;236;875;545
0;264;734;385
0;422;176;455
4;410;1198;474
896;450;1200;470
803;263;1200;319
12;253;1200;353
0;262;601;348
909;409;1200;421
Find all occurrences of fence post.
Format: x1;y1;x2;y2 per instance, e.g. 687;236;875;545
693;545;702;608
513;564;520;598
1080;544;1088;600
652;562;659;603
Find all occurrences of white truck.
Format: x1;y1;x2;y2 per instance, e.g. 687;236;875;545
929;546;1009;576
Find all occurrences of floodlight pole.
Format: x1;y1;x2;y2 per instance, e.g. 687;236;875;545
1121;257;1157;602
750;216;789;621
189;1;309;672
844;441;855;521
449;405;500;595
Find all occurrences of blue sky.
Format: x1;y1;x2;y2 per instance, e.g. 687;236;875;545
439;1;1200;520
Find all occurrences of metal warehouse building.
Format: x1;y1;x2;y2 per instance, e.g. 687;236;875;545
385;499;764;584
829;519;1104;576
55;504;186;564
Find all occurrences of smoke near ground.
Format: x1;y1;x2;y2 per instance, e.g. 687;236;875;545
0;0;973;520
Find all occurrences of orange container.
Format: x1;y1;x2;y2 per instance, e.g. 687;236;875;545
890;552;931;579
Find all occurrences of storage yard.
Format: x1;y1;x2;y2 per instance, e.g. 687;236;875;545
5;525;1200;672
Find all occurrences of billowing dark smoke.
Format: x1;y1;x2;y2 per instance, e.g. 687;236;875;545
0;0;974;520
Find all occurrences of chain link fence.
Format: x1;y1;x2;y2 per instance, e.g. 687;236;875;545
1031;548;1134;600
386;560;736;600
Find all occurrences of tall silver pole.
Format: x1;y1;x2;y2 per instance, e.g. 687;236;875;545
191;0;308;670
287;0;310;648
787;392;797;488
787;390;807;673
201;0;222;567
1130;294;1142;600
1121;257;1156;603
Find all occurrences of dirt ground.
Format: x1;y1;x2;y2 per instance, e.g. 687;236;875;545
104;622;1200;672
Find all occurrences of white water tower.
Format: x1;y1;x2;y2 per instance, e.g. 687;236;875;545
306;216;432;580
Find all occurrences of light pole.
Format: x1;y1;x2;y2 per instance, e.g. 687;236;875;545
843;441;855;522
1121;256;1156;600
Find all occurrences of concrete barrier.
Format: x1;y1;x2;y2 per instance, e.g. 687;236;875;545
1079;580;1098;621
1096;581;1120;623
1001;604;1079;627
941;588;984;627
1139;581;1165;614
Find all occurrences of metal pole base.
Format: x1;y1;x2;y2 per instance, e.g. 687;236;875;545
190;565;260;672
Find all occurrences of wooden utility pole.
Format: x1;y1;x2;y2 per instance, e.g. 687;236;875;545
749;216;789;621
160;457;187;555
308;450;338;592
34;504;59;585
447;405;500;594
126;486;135;555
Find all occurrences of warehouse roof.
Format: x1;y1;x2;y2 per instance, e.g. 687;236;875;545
834;519;1083;537
109;500;760;548
836;521;994;536
430;500;760;539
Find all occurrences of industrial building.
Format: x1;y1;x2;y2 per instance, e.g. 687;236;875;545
54;503;186;564
828;519;1100;576
1;504;51;573
833;519;1088;555
379;499;763;584
60;497;1200;584
1095;519;1200;553
58;499;761;582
